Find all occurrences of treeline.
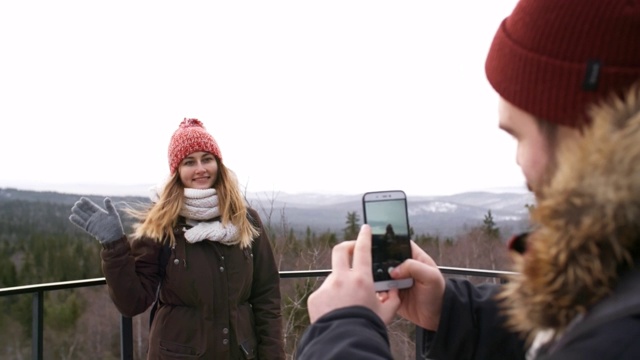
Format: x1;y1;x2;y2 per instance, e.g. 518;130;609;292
0;197;525;359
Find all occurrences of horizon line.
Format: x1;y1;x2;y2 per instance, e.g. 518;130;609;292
0;181;530;198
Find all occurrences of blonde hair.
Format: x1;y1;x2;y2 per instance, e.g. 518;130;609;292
127;158;258;248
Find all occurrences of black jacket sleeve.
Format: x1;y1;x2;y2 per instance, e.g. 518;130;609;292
296;306;393;360
424;279;526;360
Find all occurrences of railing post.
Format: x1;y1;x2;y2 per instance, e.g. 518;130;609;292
32;291;43;360
121;315;133;360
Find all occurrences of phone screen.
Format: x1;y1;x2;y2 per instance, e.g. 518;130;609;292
363;191;413;290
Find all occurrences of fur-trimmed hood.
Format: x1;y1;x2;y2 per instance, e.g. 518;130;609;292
498;84;640;342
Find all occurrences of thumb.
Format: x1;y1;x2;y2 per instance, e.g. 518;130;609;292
390;241;442;284
391;258;441;286
391;242;439;281
104;197;116;215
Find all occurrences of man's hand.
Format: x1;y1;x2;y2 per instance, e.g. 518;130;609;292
307;225;400;325
69;197;125;244
389;241;446;331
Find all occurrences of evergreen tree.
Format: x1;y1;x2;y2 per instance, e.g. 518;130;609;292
286;228;299;252
343;211;360;241
304;226;313;248
482;210;500;238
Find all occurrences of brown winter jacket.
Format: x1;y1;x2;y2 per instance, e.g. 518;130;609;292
100;208;284;360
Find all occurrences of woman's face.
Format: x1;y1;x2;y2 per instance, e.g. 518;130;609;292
178;151;218;189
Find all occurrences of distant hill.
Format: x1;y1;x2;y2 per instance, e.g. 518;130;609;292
0;187;535;238
245;190;534;238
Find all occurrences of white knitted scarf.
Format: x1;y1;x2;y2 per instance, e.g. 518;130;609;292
150;186;240;245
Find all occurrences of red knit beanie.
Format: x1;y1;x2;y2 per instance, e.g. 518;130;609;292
485;0;640;127
168;118;222;175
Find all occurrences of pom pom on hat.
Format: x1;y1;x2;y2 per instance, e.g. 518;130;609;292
168;118;222;175
485;0;640;128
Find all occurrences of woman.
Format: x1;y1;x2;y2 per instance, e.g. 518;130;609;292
69;118;284;359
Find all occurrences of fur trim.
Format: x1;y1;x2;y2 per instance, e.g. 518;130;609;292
498;83;640;342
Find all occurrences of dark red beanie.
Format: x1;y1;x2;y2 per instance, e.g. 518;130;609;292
485;0;640;127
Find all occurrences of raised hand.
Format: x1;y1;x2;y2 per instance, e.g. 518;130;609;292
389;241;446;331
69;197;125;244
307;225;400;325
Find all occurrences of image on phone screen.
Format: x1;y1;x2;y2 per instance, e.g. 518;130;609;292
363;190;413;291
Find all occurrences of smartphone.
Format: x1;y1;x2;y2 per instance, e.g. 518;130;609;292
362;190;414;292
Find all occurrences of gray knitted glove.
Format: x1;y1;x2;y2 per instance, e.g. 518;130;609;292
69;197;125;244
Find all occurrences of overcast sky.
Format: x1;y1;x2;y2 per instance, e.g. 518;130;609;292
0;0;526;197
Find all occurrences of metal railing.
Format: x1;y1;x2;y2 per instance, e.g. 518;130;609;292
0;267;515;360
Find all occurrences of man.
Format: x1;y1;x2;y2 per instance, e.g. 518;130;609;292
296;0;640;359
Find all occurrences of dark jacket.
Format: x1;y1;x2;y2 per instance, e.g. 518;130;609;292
101;208;284;360
424;270;640;359
538;267;640;360
296;306;393;360
423;279;525;360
